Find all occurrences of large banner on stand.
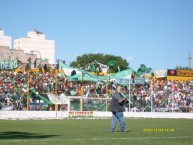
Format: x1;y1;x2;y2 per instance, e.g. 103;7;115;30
0;60;18;70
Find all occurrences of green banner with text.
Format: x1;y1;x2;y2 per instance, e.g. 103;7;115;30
0;60;18;70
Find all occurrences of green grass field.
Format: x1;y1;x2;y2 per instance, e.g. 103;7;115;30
0;118;192;145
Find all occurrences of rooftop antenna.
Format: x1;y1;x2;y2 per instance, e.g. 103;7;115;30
187;52;192;69
34;29;43;34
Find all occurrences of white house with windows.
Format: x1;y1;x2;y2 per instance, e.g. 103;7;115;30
0;29;11;49
14;30;55;64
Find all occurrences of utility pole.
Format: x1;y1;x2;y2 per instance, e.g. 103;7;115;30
187;52;192;69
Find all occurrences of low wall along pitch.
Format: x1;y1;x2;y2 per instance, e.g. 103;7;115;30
0;111;193;120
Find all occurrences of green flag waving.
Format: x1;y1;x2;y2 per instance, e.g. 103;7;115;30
107;60;117;66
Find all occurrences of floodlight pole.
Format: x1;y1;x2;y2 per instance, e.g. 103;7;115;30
55;70;58;111
80;72;84;111
129;79;131;112
172;80;174;113
27;69;30;111
106;73;109;111
151;80;153;112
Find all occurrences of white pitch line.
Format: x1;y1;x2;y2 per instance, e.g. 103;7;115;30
0;136;192;143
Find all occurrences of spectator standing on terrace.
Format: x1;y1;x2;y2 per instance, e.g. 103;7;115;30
109;85;128;132
27;57;31;68
34;58;38;68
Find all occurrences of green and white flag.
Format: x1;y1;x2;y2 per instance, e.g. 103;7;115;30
107;60;117;66
41;58;47;62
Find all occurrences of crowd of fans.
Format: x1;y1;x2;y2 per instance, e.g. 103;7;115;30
0;68;193;112
123;80;193;112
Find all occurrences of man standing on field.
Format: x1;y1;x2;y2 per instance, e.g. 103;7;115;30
109;85;128;132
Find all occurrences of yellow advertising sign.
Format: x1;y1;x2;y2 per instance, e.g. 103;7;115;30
68;111;93;117
167;76;193;82
176;70;193;77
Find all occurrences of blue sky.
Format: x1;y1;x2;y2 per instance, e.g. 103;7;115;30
0;0;193;71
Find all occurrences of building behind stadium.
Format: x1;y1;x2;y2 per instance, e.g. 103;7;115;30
0;28;55;67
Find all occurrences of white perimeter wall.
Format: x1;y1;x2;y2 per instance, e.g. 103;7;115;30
0;111;193;120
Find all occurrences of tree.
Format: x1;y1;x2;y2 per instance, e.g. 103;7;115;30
70;53;129;73
176;66;192;70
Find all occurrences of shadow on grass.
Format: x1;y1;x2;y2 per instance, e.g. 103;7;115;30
0;131;60;139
